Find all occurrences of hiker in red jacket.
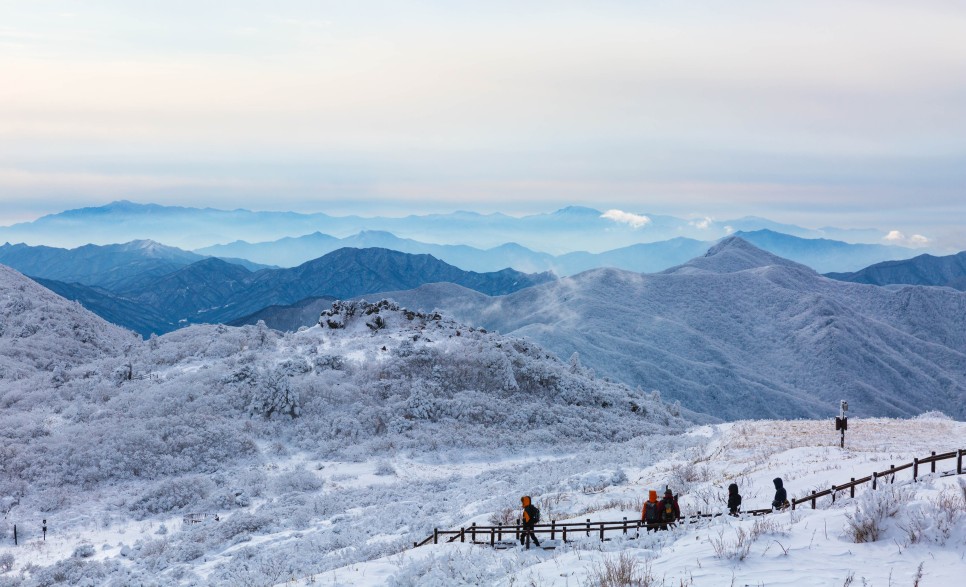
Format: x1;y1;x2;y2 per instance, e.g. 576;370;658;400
658;487;680;529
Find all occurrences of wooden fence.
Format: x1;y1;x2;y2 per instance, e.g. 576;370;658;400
791;448;964;510
414;448;966;549
182;513;220;524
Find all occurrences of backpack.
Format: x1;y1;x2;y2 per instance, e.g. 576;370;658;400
661;496;678;522
526;504;541;524
644;502;660;523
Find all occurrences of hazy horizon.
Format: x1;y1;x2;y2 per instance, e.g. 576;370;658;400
2;2;965;248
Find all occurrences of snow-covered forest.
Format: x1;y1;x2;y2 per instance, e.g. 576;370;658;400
1;266;699;585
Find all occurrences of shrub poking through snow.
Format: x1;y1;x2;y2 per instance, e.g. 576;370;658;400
589;551;657;587
844;485;912;543
710;527;752;561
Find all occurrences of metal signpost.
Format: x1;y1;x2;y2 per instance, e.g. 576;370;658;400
834;400;848;448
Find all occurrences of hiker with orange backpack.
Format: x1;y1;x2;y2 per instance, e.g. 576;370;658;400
641;490;661;530
520;496;541;549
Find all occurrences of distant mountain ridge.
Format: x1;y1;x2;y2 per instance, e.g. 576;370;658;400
372;237;966;421
1;200;896;253
23;247;555;336
0;239;271;291
734;230;918;273
198;228;917;274
826;251;966;290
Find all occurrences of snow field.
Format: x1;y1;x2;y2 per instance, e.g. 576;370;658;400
305;417;966;586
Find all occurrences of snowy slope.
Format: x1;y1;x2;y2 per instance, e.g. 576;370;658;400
310;416;966;587
379;237;966;420
0;263;138;380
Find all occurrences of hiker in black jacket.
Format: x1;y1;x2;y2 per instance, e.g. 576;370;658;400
727;483;742;516
771;477;788;510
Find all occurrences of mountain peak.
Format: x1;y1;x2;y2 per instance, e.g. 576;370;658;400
667;236;812;274
552;205;603;216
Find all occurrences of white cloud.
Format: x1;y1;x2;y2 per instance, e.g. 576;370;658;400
884;230;930;247
601;209;651;229
688;216;714;229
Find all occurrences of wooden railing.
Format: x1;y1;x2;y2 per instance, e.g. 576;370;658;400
414;448;966;548
790;448;965;510
182;513;220;524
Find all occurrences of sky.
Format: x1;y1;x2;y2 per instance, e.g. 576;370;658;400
1;1;965;248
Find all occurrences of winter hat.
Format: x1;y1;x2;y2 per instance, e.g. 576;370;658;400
648;490;658;503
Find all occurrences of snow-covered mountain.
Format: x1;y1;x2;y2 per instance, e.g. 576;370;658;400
378;237;966;420
0;270;692;584
0;264;138;380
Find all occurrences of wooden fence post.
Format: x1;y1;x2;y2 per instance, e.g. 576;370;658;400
850;478;855;498
460;527;465;543
471;522;477;542
586;519;591;537
599;523;605;541
562;526;568;543
872;471;877;490
959;449;963;475
623;517;628;535
831;486;836;504
931;452;936;473
490;528;495;547
498;523;503;541
913;458;919;481
811;491;817;509
433;528;438;545
550;521;556;541
889;465;895;483
791;500;796;511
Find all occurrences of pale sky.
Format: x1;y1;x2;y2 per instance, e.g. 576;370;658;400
2;1;965;248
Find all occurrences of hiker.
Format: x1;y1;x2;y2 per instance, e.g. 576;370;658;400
727;483;741;516
772;477;789;510
641;490;660;530
520;496;541;549
658;487;680;529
